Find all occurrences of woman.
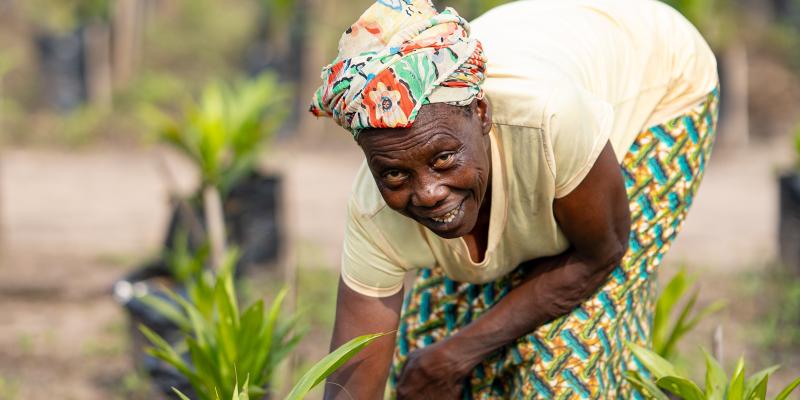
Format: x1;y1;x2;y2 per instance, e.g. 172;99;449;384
309;0;718;398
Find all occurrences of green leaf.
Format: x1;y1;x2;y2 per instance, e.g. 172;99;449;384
172;388;193;400
656;376;705;400
653;268;692;354
625;371;670;400
285;333;389;400
728;357;746;400
746;374;769;400
703;348;727;400
139;324;198;384
139;293;191;331
743;365;778;399
660;289;700;360
627;342;679;379
681;299;727;339
775;376;800;400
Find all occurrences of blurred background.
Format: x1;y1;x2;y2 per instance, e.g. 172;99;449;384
0;0;800;398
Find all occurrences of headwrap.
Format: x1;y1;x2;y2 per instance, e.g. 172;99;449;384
309;0;487;138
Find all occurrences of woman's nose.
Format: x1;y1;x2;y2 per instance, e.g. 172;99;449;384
411;176;448;208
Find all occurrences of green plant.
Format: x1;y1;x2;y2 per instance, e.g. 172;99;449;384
285;332;388;399
173;376;252;400
145;72;289;266
150;72;289;195
140;249;303;400
21;0;110;32
626;342;800;400
164;230;207;284
748;267;800;351
169;332;387;400
653;268;726;361
795;123;800;163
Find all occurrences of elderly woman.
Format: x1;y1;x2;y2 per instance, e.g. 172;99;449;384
310;0;718;398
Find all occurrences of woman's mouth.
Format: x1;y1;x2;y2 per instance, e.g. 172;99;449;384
429;201;464;225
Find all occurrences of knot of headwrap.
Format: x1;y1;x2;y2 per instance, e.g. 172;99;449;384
309;0;487;138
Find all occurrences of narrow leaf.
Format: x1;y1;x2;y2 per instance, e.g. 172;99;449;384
625;371;670;400
775;376;800;400
627;342;679;379
703;348;727;400
656;376;705;400
653;269;692;353
743;365;778;399
172;388;193;400
728;357;746;400
139;293;191;331
285;333;389;400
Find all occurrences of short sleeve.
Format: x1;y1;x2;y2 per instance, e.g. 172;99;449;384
341;199;407;297
545;84;615;198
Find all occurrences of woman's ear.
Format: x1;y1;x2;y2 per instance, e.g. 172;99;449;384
476;96;492;136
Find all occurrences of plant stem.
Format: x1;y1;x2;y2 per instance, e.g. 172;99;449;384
203;184;226;269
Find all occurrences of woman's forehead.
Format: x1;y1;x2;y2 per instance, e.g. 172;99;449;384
359;104;470;147
363;130;463;162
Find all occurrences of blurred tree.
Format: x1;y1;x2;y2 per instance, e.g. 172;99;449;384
22;0;112;111
21;0;110;34
248;0;307;132
661;0;750;147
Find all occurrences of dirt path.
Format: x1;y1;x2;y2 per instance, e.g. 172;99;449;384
0;135;795;398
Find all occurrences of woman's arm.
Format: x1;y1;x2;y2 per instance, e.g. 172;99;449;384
323;277;404;400
396;142;631;396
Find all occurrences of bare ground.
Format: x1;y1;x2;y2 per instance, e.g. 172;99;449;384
0;134;798;398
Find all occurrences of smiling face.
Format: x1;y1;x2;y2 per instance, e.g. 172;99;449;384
357;98;493;238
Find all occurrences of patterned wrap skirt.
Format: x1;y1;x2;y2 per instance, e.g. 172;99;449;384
388;88;720;399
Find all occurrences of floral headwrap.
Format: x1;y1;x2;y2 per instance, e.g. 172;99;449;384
309;0;487;138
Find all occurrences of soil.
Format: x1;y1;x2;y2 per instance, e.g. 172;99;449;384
0;133;798;398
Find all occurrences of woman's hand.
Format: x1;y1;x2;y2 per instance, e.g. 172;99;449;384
396;342;467;400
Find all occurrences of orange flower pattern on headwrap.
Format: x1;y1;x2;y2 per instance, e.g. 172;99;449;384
309;0;487;138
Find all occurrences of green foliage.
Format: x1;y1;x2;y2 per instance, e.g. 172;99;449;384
140;250;303;400
659;0;736;48
174;376;252;400
626;342;800;400
795;123;800;163
147;73;290;195
169;333;387;400
0;375;19;400
285;333;389;400
747;267;800;351
653;268;726;361
165;231;207;285
21;0;110;32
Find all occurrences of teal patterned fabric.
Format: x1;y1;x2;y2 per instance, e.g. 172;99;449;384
389;88;720;399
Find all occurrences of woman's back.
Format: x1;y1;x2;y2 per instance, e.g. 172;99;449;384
471;0;718;154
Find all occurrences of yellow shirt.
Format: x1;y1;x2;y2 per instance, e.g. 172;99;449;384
341;0;719;297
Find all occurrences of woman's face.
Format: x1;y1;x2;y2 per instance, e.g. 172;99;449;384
358;98;493;239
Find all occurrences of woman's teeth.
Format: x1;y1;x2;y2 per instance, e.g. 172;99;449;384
431;205;461;224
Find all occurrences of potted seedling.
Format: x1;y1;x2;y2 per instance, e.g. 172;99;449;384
653;268;726;362
626;342;800;400
114;72;290;388
165;333;387;400
140;252;385;399
152;71;290;271
139;248;304;399
22;0;111;110
779;124;800;274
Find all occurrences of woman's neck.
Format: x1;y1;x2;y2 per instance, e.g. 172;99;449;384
463;182;492;263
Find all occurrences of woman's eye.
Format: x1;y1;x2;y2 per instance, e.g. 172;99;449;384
433;153;454;168
383;170;407;184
